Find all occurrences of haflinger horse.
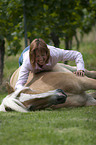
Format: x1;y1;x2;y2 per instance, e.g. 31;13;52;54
0;63;96;112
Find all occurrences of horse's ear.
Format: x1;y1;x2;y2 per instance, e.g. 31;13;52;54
6;82;14;94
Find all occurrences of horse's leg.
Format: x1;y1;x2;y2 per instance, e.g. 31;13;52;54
49;73;96;93
58;63;96;79
78;76;96;92
85;69;96;79
27;72;96;94
58;63;77;72
52;63;72;73
88;92;96;99
85;93;96;106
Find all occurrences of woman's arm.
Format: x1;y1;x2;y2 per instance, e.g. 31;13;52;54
15;63;30;90
48;45;85;76
61;49;85;71
15;51;31;90
60;49;85;76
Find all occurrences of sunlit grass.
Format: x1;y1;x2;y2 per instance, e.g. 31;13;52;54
0;107;96;145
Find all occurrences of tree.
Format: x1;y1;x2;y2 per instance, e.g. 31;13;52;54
80;0;96;39
0;0;23;84
23;0;96;49
0;40;5;84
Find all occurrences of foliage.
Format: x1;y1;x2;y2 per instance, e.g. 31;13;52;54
0;0;96;54
0;0;23;55
80;0;96;37
24;0;96;48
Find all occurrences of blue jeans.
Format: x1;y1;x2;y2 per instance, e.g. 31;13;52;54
19;45;30;66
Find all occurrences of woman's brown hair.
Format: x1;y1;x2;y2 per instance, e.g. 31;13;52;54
29;38;50;68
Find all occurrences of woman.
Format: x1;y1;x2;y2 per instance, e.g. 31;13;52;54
15;38;85;90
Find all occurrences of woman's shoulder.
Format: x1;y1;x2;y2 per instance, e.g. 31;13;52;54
47;45;63;56
23;50;32;68
47;44;56;50
23;50;30;61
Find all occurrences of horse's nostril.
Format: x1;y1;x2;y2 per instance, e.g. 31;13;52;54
50;93;67;105
56;95;67;103
57;96;64;101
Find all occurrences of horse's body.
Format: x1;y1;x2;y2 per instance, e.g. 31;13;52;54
0;63;96;112
8;63;96;110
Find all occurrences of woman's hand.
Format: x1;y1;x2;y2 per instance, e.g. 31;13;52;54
73;70;85;76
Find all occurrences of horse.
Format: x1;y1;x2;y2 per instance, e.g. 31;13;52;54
0;63;96;112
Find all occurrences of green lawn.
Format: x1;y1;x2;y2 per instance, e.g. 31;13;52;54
0;107;96;145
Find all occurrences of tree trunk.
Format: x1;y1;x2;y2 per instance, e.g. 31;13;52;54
75;33;80;50
64;36;72;64
0;39;5;84
23;0;28;47
50;32;60;47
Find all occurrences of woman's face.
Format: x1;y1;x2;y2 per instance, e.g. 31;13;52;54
35;50;47;66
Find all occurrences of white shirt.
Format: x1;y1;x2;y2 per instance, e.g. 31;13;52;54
15;45;84;89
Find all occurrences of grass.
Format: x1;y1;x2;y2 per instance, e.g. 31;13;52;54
0;107;96;145
0;27;96;145
4;54;19;81
80;42;96;70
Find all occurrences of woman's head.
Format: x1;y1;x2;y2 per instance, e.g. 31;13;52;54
29;38;50;67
